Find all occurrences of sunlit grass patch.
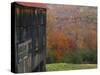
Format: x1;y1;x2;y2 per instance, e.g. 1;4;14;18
46;63;97;71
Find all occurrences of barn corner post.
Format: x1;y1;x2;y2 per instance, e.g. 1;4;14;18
43;8;47;72
40;8;47;72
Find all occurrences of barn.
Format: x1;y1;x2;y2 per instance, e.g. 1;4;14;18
11;2;47;73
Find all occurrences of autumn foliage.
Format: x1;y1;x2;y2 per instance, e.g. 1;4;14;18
46;5;97;64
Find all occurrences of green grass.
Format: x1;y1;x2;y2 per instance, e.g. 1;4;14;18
46;63;97;71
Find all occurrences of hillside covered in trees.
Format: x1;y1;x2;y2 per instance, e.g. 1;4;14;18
46;4;97;64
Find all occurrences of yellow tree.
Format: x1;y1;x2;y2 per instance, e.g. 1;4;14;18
53;31;68;61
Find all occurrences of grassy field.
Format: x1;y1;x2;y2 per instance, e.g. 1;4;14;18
46;63;97;71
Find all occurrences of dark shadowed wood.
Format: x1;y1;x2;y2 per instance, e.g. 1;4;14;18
13;2;46;73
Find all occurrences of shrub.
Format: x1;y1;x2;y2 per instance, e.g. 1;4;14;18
70;49;97;64
46;49;56;63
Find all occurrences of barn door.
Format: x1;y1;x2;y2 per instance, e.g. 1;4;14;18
16;7;33;73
